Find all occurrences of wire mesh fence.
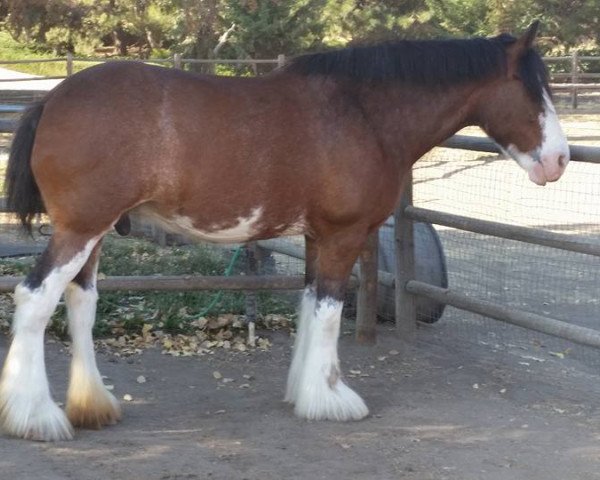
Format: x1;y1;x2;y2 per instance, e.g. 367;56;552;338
407;121;600;367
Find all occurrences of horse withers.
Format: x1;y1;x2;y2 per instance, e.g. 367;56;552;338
2;22;569;441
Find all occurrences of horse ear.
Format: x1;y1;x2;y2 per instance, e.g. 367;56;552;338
506;21;540;73
519;20;540;49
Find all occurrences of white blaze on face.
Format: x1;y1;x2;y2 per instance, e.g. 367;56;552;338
507;89;570;186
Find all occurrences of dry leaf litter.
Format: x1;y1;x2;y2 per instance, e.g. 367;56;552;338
0;289;293;357
92;313;291;357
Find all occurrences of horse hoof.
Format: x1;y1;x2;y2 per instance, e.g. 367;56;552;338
66;387;121;429
294;379;369;421
0;397;74;441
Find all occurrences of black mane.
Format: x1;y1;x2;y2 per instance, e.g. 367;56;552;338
286;34;549;104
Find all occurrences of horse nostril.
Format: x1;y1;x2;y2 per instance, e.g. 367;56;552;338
558;154;566;167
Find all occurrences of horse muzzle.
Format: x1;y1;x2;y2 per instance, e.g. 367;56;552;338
527;151;569;186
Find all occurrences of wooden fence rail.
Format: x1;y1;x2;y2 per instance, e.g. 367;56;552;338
1;53;599;107
0;274;306;293
1;53;600;109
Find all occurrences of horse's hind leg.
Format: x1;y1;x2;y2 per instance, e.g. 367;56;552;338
0;231;101;441
293;230;369;421
65;240;121;429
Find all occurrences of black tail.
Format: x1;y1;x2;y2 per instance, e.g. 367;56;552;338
5;102;46;233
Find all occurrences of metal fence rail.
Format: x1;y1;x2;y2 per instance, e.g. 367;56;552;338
405;280;600;349
404;206;600;257
395;136;600;349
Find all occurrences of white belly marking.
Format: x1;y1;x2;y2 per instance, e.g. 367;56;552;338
137;206;264;243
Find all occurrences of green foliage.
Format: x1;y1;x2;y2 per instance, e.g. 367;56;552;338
221;0;326;58
0;31;64;75
324;0;438;46
426;0;490;37
92;236;245;335
425;0;600;54
2;1;600;65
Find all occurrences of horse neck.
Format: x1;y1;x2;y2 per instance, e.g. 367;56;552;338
356;80;485;165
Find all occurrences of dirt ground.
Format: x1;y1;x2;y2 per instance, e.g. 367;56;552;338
2;320;600;480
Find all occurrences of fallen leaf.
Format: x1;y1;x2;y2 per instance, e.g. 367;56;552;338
549;351;566;359
142;323;153;337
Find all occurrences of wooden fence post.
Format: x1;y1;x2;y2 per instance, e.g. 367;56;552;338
356;231;379;344
173;53;182;70
395;170;417;337
571;51;579;109
277;54;286;69
245;243;258;347
66;52;73;76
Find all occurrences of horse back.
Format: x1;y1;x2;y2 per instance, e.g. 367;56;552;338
30;62;398;238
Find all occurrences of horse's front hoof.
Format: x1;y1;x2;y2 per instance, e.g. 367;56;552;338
66;383;121;429
294;379;369;421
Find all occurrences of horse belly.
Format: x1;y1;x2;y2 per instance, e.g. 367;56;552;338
134;205;306;243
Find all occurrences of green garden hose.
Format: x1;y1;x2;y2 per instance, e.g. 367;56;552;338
196;246;243;317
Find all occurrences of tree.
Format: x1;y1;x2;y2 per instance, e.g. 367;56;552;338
90;0;177;57
3;0;90;53
323;0;439;47
220;0;327;59
1;0;600;61
169;0;222;59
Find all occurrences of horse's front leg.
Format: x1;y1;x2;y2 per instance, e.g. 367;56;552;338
285;236;318;403
65;240;121;429
0;231;101;441
292;230;369;421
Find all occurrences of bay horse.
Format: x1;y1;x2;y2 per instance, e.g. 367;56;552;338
2;22;569;441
